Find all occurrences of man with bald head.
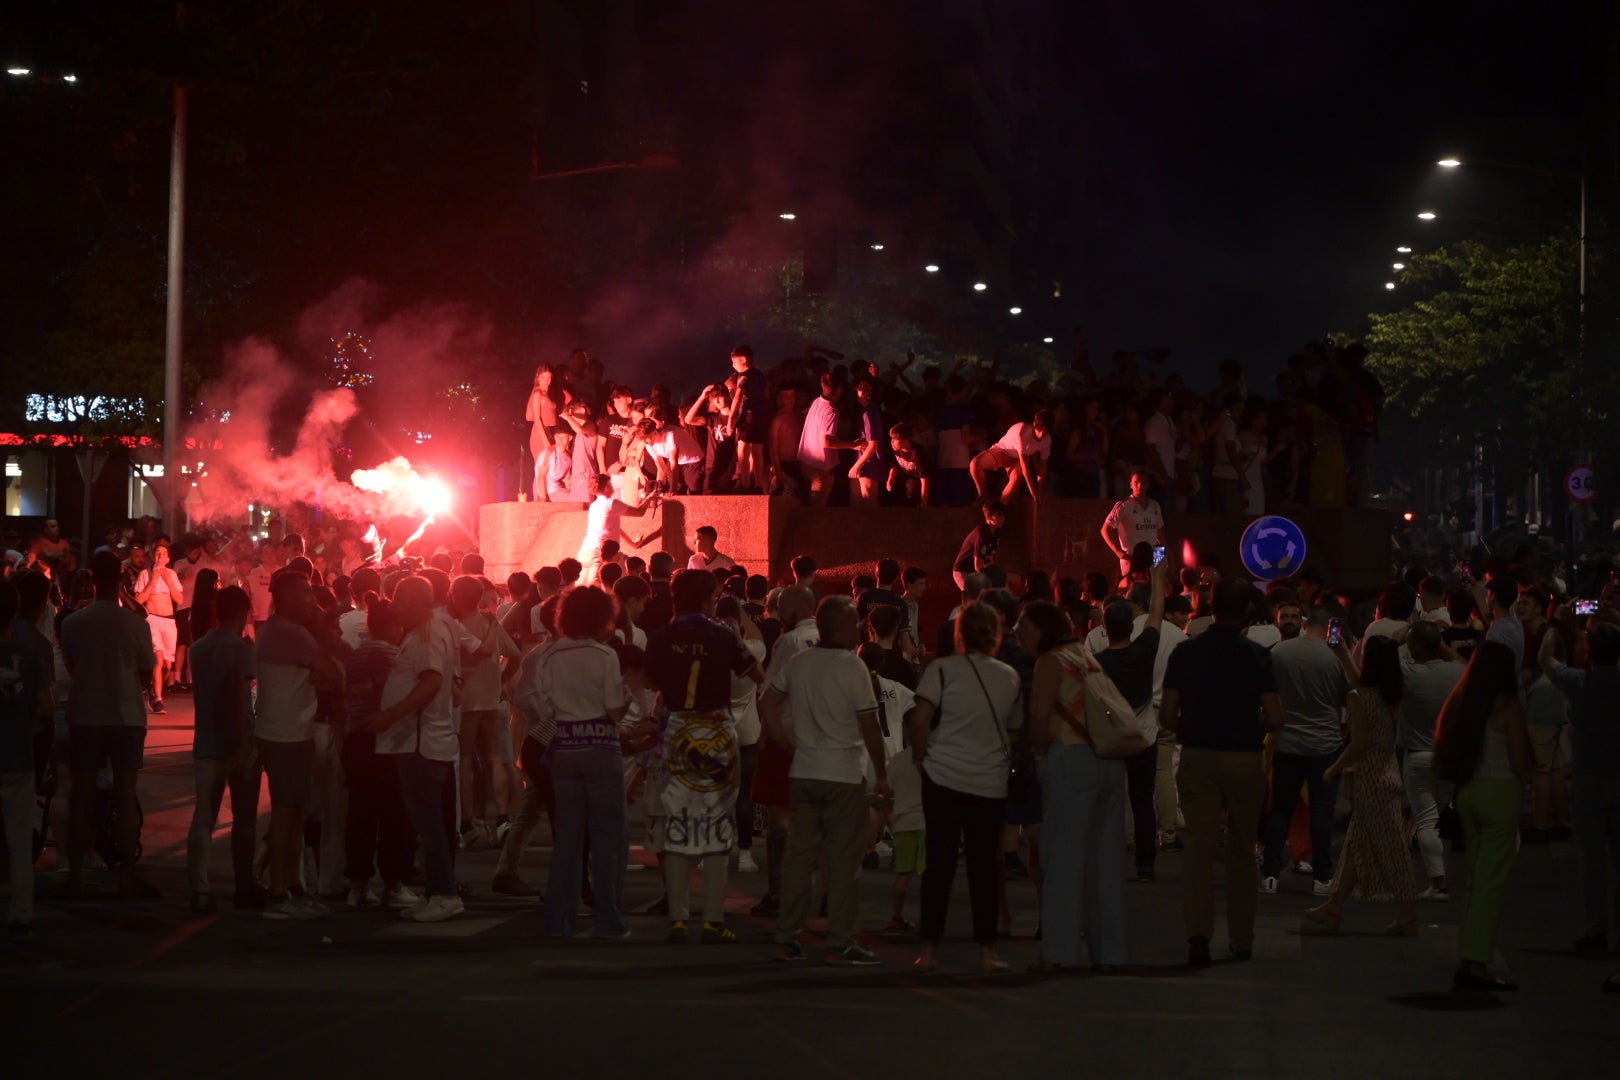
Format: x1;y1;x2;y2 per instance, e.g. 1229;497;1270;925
746;585;819;917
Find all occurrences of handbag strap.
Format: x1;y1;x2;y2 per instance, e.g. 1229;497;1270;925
964;655;1010;756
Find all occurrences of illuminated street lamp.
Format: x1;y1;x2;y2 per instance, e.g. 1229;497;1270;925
778;212;796;221
1042;336;1054;343
924;264;940;273
1396;246;1412;253
1437;158;1461;168
1417;211;1437;220
7;67;32;76
1385;282;1397;290
870;243;884;251
972;282;987;292
1392;262;1405;270
1008;306;1022;315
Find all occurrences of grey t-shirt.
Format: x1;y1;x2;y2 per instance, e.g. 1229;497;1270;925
1399;657;1464;752
1271;636;1349;756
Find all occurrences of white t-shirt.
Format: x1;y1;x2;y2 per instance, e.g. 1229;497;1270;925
1103;498;1163;556
1210;412;1240;479
731;637;768;746
339;607;369;649
915;653;1020;799
580;494;627;560
648;426;703;466
253;615;320;743
375;618;457;760
874;674;915;765
797;396;842;471
248;566;276;623
771;645;878;784
688;551;736;573
1143;411;1177;478
1245;624;1282;649
993;422;1051;461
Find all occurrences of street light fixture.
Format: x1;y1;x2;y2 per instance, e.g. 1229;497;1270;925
972;282;987;292
1009;306;1022;315
1437;158;1461;168
1396;246;1412;253
778;213;796;221
1417;211;1437;220
1392;262;1405;270
1043;337;1054;344
62;74;77;83
870;243;884;251
924;264;940;273
1385;282;1397;290
6;67;31;76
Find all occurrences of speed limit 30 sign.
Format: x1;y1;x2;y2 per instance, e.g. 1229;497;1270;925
1565;463;1595;504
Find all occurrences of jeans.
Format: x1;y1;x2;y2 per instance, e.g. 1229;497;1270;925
1570;773;1620;943
1401;750;1451;882
396;753;457;898
1178;747;1265;950
186;752;262;897
918;773;1006;946
775;777;869;949
2;773;35;923
1039;743;1128;966
1457;777;1520;964
342;734;415;883
736;742;758;851
547;746;628;937
1262;750;1341;882
1124;745;1158;871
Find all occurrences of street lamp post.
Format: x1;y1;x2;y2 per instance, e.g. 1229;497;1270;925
163;79;187;538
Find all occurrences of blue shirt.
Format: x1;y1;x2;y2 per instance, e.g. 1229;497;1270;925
190;628;257;759
1548;663;1620;778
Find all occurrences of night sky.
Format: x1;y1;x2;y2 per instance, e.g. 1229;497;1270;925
0;1;1588;397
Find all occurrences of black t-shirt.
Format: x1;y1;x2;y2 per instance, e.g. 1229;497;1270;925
1163;623;1276;752
642;580;674;634
734;370;768;427
1093;626;1160;711
600;414;634;466
857;587;909;628
646;614;757;712
954;525;999;578
880;648;918;691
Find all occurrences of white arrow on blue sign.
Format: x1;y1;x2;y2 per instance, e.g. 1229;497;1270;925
1239;515;1308;582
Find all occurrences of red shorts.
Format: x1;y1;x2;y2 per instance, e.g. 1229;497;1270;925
750;738;793;808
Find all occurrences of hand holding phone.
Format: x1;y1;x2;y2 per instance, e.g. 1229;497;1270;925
1575;599;1600;616
1152;545;1167;568
1326;618;1344;647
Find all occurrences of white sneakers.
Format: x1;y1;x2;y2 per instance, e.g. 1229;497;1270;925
401;894;465;922
383;885;422;910
1260;876;1279;895
737;850;760;873
347;884;381;908
1417;886;1450;902
1312;880;1333;897
1293;860;1313;875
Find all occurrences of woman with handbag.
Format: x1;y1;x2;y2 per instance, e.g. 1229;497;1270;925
907;603;1022;974
1022;601;1130;973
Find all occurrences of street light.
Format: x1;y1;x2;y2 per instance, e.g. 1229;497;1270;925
1417;211;1437;220
870;243;884;251
1392;262;1405;270
1396;246;1412;253
778;213;796;221
1437;158;1461;168
6;67;30;76
924;264;940;273
1042;337;1054;344
1008;306;1022;315
1385;282;1397;290
972;282;987;292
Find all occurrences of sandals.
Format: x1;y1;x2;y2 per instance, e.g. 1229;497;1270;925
1302;905;1341;933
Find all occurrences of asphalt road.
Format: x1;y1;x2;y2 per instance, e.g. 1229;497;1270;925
3;698;1615;1079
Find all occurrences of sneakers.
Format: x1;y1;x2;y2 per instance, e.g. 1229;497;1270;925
828;943;883;966
701;922;736;944
404;894;465;923
1312;880;1333;897
263;895;320;920
1293;860;1314;875
1417;886;1450;903
383;885;422;910
736;849;760;873
1260;876;1279;895
346;884;380;908
667;919;690;942
774;940;809;962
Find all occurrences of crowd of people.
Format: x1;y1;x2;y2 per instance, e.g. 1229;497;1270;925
2;501;1617;997
520;339;1387;513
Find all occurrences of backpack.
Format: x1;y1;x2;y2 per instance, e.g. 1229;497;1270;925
1054;644;1151;759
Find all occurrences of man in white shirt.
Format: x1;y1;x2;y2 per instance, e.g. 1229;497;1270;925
1209;395;1244;514
796;374;867;507
1100;470;1164;577
750;585;819;915
369;575;462;922
1143;389;1178;511
761;595;889;965
577;474;654;585
687;525;736;573
970;409;1051;503
643;406;705;494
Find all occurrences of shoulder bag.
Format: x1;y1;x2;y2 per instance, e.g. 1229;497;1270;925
1054;646;1149;759
966;655;1036;803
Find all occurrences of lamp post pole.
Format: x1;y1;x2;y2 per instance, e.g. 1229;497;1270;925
162;78;187;538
